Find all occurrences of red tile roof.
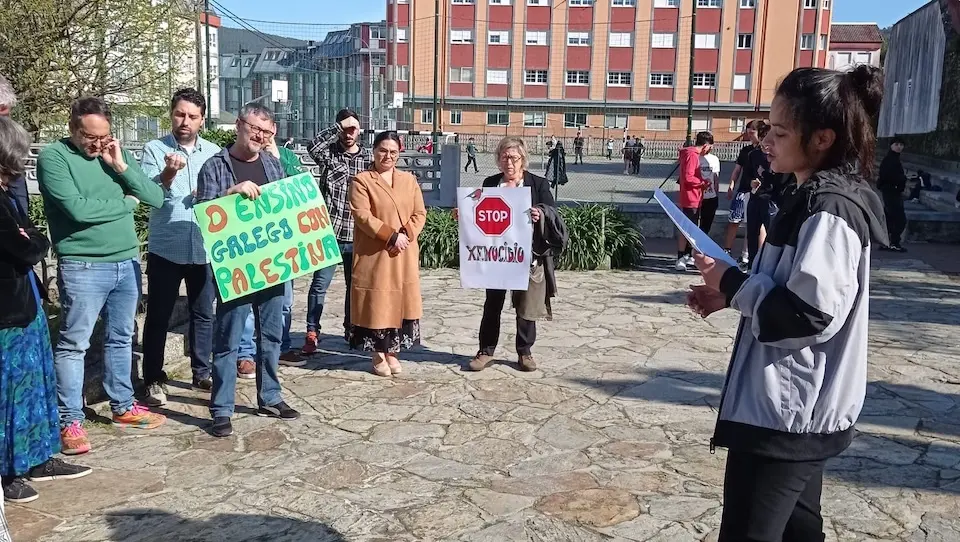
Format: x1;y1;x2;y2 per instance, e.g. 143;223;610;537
830;23;884;44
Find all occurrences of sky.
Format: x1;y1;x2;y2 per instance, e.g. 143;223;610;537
214;0;931;36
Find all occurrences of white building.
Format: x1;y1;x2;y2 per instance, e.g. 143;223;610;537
829;23;884;72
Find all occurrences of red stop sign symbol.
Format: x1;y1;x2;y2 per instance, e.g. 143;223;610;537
475;196;511;236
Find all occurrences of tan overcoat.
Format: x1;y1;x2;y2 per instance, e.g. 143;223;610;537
349;169;426;330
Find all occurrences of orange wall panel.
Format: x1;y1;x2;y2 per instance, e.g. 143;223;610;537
608;48;634;71
450;44;475;67
449;82;473;97
565;86;589;100
653;8;679;32
487;84;508;98
525;45;550;69
649;87;674;102
451;5;475;26
696;9;722;33
487;46;512;68
650;49;676;71
738;8;755;33
694;50;719;73
526;6;551;29
607;87;630;101
566;47;592;70
798;50;814;67
733;89;749;103
735;49;753;73
488;5;513;29
568;7;592;31
398;4;409;26
524;84;548;99
802;10;816;34
610;6;636;31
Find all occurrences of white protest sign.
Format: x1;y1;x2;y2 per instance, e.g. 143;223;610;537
654;189;738;266
458;187;533;290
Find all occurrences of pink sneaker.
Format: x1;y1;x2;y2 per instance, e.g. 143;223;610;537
112;403;166;429
60;421;91;455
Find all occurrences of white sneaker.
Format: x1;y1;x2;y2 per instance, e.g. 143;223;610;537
675;258;688;271
683;254;695;267
144;382;167;407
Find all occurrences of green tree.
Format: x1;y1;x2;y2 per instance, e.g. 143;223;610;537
0;0;194;140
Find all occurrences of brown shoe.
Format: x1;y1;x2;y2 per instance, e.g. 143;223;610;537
518;355;538;372
469;353;495;372
237;359;256;380
279;350;307;367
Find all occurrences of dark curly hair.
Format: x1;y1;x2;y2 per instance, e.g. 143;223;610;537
171;88;206;116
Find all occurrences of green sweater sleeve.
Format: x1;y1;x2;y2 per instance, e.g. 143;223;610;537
117;149;164;208
38;148;137;225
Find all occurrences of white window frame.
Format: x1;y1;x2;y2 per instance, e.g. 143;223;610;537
740;0;755;6
730;117;746;133
653;0;680;6
451;30;474;44
449;67;474;83
697;0;721;6
370;27;385;39
525;31;548;46
452;0;475;3
649;73;675;87
489;0;511;4
822;0;830;7
395;65;410;81
523;112;546;127
566;70;589;85
800;34;815;50
646;114;670;131
855;52;872;65
524;69;548;84
604;114;628;129
694;34;718;49
609;32;632;47
612;0;636;5
450;109;463;125
607;72;632;86
692;72;717;88
487;110;510;125
819;34;828;50
569;0;594;5
488;30;510;45
486;69;509;84
396;28;408;43
803;0;816;7
526;0;546;4
733;74;750;90
737;33;753;49
564;112;587;128
567;32;591;46
652;33;676;48
691;117;711;131
421;109;433;124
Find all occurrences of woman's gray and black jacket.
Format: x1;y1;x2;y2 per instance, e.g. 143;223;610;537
713;169;889;461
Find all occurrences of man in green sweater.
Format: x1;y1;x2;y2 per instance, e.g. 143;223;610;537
38;97;167;455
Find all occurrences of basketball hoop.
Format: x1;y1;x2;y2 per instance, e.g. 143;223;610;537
271;80;288;104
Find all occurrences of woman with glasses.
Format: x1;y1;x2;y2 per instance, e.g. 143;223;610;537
0;116;91;503
348;131;426;376
469;137;556;373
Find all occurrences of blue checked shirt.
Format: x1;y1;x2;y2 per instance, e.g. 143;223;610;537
141;135;221;265
196;146;285;203
307;124;371;243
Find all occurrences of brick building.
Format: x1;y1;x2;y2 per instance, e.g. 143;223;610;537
386;0;831;141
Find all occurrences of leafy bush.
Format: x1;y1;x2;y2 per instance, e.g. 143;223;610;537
29;195;150;245
419;208;460;269
200;128;236;148
416;204;644;271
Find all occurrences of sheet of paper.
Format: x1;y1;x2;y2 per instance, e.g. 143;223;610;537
654;189;739;266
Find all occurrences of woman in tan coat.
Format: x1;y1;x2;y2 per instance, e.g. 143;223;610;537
348;131;426;376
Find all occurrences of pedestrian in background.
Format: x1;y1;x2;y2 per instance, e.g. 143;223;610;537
464;137;479;173
697;132;720;238
573;131;584;165
878;137;908;252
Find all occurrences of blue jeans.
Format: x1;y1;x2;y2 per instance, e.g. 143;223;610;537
306;243;353;334
210;283;285;418
55;259;142;424
239;281;292;359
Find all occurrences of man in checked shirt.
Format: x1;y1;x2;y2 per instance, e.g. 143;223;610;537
301;109;372;354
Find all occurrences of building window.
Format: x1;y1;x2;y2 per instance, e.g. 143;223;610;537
489;30;510;44
524;112;545;127
567;32;591;46
609;32;632;47
487;69;509;84
450;67;474;83
421;109;433;124
694;34;718;49
800;34;814;50
370;27;385;39
569;0;594;4
612;0;636;4
822;0;830;7
452;0;475;3
564;112;587;127
396;65;410;81
396;28;408;42
244;57;254;67
819;34;828;49
524;70;548;84
646;114;670;131
697;0;721;6
733;74;750;90
488;110;510;125
737;33;753;49
692;117;711;131
652;33;676;48
450;109;463;124
566;70;589;85
451;30;474;44
604;114;628;129
740;0;755;6
730;117;746;132
525;31;548;45
527;0;546;4
489;0;511;4
692;73;717;88
803;0;816;7
855;52;872;65
649;73;675;87
654;0;680;6
607;72;632;86
230;56;241;67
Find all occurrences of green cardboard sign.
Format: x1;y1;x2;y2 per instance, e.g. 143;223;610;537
194;172;343;303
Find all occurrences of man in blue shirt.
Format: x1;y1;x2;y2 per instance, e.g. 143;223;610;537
140;89;222;406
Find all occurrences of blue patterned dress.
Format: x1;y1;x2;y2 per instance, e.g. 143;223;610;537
0;195;60;476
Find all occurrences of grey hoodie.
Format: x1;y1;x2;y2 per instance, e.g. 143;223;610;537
715;169;889;461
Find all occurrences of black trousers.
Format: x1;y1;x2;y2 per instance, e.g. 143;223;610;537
479;289;536;356
699;197;719;237
142;253;216;385
464;156;478;172
680;207;701;256
746;195;772;262
883;192;906;247
720;451;826;542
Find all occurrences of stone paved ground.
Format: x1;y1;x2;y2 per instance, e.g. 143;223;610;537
7;257;960;541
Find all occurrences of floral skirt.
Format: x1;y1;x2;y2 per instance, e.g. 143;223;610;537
348;319;421;354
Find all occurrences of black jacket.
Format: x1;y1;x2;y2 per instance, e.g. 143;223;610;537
545;145;568;187
0;188;49;329
878;150;908;195
7;174;29;215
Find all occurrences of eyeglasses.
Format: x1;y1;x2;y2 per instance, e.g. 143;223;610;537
239;118;276;139
499;155;523;164
77;129;112;145
376;149;399;157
